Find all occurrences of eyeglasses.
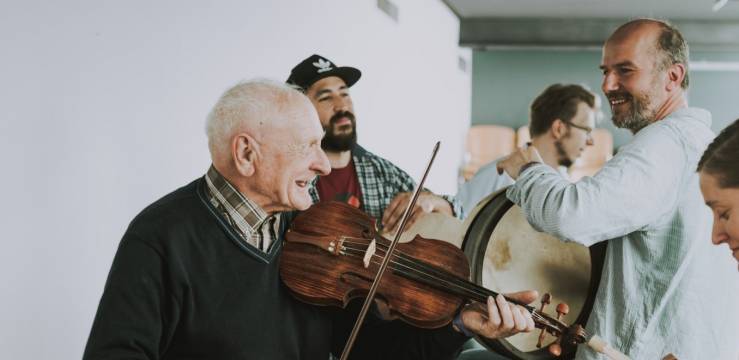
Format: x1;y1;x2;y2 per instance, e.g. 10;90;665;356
563;120;594;136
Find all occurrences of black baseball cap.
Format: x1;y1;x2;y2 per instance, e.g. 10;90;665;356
286;54;361;91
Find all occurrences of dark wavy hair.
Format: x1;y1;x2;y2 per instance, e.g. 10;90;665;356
529;84;595;138
697;119;739;188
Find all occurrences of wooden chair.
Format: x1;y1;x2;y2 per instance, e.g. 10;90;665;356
461;125;516;180
516;126;531;148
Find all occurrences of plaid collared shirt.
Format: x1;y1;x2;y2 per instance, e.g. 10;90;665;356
205;165;279;253
309;144;462;223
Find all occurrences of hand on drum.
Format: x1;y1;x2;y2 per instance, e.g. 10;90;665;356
496;145;544;180
382;191;453;234
457;291;538;339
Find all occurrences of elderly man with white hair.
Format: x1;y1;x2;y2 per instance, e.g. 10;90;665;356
83;79;536;360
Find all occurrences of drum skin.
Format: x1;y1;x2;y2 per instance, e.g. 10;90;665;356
462;188;606;360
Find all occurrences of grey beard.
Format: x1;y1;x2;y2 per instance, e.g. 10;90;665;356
612;95;653;134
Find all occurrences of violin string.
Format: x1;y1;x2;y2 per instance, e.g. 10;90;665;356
342;238;578;335
341;241;526;311
340;246;559;330
339;239;568;332
340;243;488;301
341;239;516;305
339;242;561;331
369;240;589;337
344;244;499;305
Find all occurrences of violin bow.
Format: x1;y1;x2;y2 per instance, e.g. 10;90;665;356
336;142;631;360
339;141;440;360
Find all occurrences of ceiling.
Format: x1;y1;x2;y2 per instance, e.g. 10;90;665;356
444;0;739;20
443;0;739;49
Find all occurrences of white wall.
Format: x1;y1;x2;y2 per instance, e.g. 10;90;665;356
0;1;470;358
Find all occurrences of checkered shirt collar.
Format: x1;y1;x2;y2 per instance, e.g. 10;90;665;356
205;165;270;233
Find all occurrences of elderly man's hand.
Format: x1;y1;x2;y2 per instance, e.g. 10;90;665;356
496;146;544;180
382;191;453;234
457;291;538;339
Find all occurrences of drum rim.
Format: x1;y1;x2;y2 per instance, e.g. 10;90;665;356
461;189;601;360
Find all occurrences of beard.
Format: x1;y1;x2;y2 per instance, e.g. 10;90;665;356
607;72;665;134
554;137;574;168
322;110;357;152
607;91;653;133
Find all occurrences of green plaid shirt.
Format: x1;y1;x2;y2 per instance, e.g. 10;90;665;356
309;144;462;223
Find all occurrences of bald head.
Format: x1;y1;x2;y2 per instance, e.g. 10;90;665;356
608;19;690;89
609;19;662;42
204;79;329;212
205;79;315;165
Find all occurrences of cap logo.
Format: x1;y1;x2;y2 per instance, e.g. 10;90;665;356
313;58;333;73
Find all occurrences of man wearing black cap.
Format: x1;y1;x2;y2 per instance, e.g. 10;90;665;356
287;54;462;233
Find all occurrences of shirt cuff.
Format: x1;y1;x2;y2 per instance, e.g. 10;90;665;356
519;161;543;176
442;194;465;219
452;311;475;338
506;162;547;205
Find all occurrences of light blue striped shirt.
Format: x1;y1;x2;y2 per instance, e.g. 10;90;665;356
457;157;568;215
507;108;739;359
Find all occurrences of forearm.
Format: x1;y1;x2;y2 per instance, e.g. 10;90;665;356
507;163;655;246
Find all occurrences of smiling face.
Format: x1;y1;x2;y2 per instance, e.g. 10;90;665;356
600;25;669;133
253;98;330;212
700;171;739;270
555;101;596;167
305;76;357;152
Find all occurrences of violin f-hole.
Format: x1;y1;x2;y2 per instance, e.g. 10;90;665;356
340;272;374;288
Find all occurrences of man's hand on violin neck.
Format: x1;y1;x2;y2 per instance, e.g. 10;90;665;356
382;191;453;234
459;291;538;339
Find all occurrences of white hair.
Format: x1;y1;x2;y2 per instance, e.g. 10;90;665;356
205;78;308;162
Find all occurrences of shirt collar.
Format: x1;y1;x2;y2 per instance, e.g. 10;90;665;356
205;165;270;232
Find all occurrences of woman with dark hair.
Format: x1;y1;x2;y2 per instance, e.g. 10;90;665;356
698;118;739;269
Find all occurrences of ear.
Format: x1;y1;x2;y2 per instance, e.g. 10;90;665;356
550;119;567;140
665;63;686;91
231;133;259;177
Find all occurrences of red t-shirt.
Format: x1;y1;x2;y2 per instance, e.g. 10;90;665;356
316;160;363;209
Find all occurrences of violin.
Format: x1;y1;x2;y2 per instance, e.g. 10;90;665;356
279;200;588;356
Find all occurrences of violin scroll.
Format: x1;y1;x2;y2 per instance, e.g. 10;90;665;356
533;292;588;357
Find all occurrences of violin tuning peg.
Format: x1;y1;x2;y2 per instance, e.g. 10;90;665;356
538;293;551;312
535;293;554;348
547;343;562;357
556;303;570;318
553;303;569;324
557;303;570;315
541;293;551;305
536;328;547;348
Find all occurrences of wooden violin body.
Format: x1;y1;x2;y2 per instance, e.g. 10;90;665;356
280;201;469;328
280;200;588;357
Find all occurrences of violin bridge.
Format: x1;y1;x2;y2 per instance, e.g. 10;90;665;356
363;239;376;268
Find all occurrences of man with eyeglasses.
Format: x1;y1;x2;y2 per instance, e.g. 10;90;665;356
456;83;596;213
